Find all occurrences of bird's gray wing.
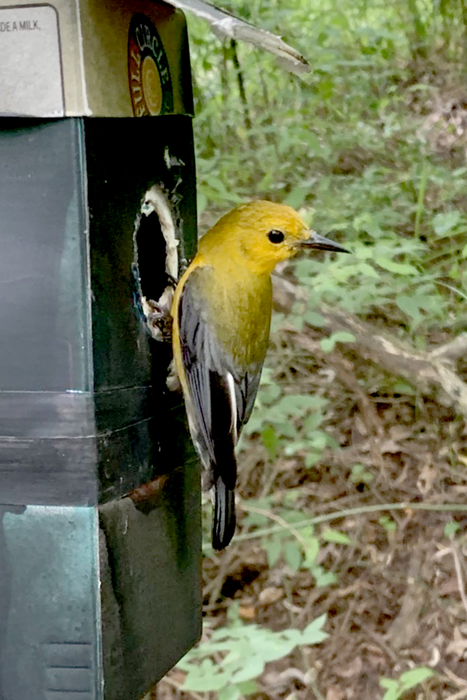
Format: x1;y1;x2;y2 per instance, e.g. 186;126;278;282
177;267;261;478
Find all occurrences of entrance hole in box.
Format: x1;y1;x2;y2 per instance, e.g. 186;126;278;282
134;186;179;341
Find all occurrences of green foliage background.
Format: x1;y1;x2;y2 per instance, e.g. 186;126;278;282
171;0;467;697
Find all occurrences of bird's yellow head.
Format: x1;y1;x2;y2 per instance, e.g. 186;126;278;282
199;200;348;275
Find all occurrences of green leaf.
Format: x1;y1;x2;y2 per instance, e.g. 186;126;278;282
399;667;435;689
380;515;396;533
283;489;301;505
276;394;328;415
261;425;280;461
284;541;302;571
302;131;323;153
356;261;380;278
396;294;422;324
304;310;327;327
444;520;460;538
312;566;338;587
264;535;282;568
321;331;356;353
379;678;399;700
375;258;420;275
219;687;241;700
302;537;320;568
260;381;282;404
303;412;324;432
300;614;328;644
392;381;415;395
237;680;259;695
321;529;353;545
182;662;230;691
197;191;207;216
353;212;383;238
350;463;374;484
433;210;461;236
305;452;321;467
230;657;265;683
284;185;310;209
380;667;434;699
396;292;437;326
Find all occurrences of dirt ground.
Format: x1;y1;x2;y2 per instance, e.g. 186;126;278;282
155;326;467;699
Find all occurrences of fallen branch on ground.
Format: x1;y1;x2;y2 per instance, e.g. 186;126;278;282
273;275;467;420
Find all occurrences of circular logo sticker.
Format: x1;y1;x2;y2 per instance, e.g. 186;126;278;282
128;14;173;116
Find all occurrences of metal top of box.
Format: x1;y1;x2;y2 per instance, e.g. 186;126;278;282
0;0;307;118
0;0;192;117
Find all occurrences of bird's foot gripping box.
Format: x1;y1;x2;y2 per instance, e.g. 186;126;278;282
0;2;200;698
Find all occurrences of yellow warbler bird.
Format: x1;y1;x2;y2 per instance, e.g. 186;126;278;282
172;200;348;550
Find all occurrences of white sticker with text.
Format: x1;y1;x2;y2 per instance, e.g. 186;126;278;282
0;5;64;116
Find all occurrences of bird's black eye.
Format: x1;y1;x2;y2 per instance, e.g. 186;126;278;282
268;229;285;244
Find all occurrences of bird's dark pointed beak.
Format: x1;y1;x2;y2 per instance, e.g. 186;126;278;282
299;231;350;253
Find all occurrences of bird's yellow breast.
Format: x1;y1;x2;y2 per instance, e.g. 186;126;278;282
188;255;273;368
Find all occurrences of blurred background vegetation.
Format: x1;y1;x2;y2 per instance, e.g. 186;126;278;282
160;0;467;698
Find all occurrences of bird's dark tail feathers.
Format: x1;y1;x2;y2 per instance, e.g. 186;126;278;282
212;477;236;550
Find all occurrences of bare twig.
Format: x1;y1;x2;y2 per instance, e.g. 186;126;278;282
206;502;467;548
386;548;426;650
435;546;467;617
229;39;252;132
240;502;311;550
443;666;467;689
445;686;467;700
429;333;467;361
319;305;467;418
452;546;467;617
204;548;239;609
